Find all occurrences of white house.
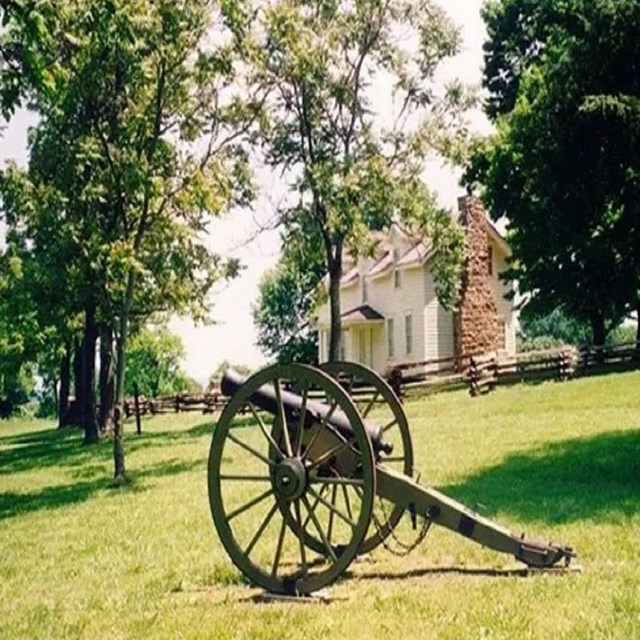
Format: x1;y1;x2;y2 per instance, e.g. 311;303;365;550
316;196;516;374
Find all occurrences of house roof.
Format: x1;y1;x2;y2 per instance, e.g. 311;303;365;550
340;266;359;287
340;305;385;326
485;218;511;256
396;240;432;268
366;251;394;278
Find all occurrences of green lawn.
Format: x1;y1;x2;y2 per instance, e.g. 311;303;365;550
1;371;639;639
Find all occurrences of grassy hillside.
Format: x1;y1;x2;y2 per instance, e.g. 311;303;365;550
1;371;639;639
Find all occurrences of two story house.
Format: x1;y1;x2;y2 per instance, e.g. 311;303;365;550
316;196;516;374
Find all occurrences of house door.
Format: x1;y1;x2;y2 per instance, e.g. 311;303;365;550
358;328;372;367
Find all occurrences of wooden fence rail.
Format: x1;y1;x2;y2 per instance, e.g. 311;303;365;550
390;342;638;399
123;342;639;427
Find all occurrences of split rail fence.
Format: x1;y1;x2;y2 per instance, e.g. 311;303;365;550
123;341;639;427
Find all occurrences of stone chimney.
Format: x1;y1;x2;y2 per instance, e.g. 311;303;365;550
454;196;501;362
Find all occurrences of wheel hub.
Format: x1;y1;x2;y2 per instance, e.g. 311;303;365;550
273;457;307;501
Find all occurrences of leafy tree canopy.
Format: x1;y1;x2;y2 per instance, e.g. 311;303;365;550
468;0;640;346
253;222;326;364
124;324;186;398
246;0;470;360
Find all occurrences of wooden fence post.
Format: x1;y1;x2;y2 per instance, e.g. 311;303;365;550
133;382;142;435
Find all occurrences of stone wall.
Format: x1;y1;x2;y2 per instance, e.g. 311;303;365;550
454;196;501;362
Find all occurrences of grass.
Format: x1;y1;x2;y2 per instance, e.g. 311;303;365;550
1;371;639;639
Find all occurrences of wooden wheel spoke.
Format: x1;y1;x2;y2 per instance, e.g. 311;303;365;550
307;438;354;471
244;501;279;557
293;500;308;577
271;514;288;577
274;379;293;457
301;485;325;530
341;484;354;522
319;400;339;430
382;417;398;433
295;385;309;456
218;474;272;482
308;486;357;529
382;456;406;463
346;373;354;396
310;476;364;487
302;496;338;563
359;390;380;419
227;432;274;467
248;402;284;460
227;488;274;522
327;484;337;542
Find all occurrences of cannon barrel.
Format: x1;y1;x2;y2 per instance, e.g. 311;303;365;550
221;368;388;452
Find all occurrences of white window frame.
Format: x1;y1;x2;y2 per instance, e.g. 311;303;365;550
394;268;402;289
405;314;413;355
387;318;395;359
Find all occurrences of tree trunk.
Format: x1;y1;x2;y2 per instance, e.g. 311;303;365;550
99;325;115;434
590;310;606;364
73;337;82;398
636;302;640;357
58;342;71;428
113;272;138;482
82;304;100;444
590;311;606;347
327;257;343;362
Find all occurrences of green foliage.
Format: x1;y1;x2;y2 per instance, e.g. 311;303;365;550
607;323;638;348
248;0;470;357
124;325;187;398
469;0;640;344
518;307;593;351
481;0;565;120
253;226;326;364
1;0;256;471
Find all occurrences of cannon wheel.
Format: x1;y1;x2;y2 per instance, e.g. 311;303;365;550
208;363;376;595
319;361;413;554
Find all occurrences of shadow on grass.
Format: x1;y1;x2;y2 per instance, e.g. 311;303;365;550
0;428;111;476
352;565;540;582
0;457;206;520
0;417;218;476
442;429;640;524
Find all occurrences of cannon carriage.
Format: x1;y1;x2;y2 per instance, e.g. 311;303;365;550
207;362;575;596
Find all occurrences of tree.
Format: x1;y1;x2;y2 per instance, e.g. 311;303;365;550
1;0;255;479
253;224;325;364
518;307;592;352
124;325;186;398
468;0;640;346
249;0;469;361
481;0;569;120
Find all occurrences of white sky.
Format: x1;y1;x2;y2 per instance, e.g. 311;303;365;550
0;1;489;383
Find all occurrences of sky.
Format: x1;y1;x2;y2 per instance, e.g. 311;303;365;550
0;1;490;383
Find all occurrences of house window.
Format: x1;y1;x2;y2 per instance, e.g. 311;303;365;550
394;269;402;289
340;331;347;360
405;314;413;355
362;279;369;304
387;318;395;358
487;245;494;276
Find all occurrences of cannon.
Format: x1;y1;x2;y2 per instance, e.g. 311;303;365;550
207;362;575;596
